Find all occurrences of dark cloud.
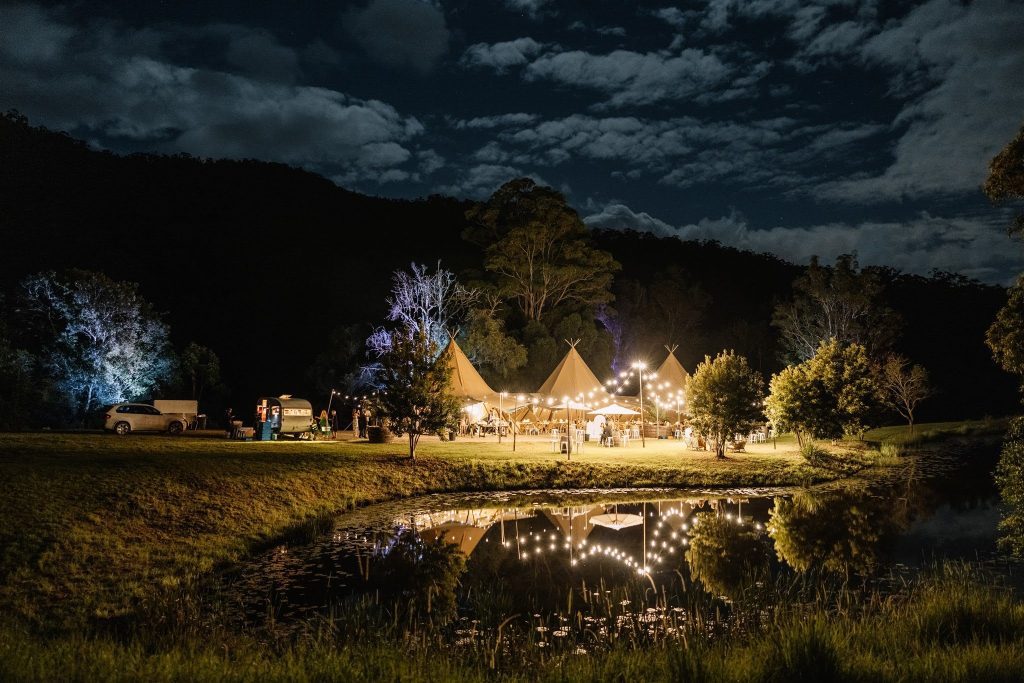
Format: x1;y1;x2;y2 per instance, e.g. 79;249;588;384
463;38;761;108
502;0;554;20
0;4;426;184
0;3;74;63
651;8;689;29
2;0;1021;283
221;27;301;83
342;0;449;73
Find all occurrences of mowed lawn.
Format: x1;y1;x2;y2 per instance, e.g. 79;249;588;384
0;429;863;628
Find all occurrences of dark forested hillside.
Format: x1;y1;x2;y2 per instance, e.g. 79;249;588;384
0;113;1017;420
0;113;475;406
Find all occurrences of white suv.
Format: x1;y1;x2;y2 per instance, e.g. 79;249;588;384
104;403;188;435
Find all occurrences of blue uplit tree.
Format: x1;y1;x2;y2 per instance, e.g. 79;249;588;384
22;270;173;420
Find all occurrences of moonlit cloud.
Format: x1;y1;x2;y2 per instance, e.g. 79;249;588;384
524;47;736;107
470;114;881;193
0;4;427;184
797;0;1024;202
451;112;539;129
460;38;546;73
2;0;1020;282
585;203;1024;284
434;164;548;199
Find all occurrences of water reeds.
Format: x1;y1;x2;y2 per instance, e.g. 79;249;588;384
2;563;1022;682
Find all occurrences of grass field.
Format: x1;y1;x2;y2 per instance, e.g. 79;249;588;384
0;421;1013;682
863;418;1008;445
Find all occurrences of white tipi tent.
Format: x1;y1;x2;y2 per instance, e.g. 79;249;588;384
441;337;502;422
536;340;610;403
655;345;691;394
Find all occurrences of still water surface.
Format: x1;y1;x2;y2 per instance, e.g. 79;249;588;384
218;447;1007;642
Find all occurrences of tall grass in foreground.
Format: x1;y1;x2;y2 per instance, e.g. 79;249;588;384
2;564;1022;682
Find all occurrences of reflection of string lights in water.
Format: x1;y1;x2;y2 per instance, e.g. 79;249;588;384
393;499;764;576
351;498;766;582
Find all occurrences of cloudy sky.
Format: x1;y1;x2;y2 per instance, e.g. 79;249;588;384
2;0;1022;282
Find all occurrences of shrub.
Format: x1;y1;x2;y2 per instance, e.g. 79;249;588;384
879;442;905;459
800;442;829;467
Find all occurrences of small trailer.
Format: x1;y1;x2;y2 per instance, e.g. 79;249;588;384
153;400;199;427
255;396;313;436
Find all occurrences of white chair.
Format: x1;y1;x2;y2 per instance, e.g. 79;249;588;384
550;429;560;452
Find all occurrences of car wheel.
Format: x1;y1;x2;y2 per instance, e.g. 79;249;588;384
168;421;184;435
114;421;131;436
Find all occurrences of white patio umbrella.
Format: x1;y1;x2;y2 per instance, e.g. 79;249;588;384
589;511;644;530
587;403;640;416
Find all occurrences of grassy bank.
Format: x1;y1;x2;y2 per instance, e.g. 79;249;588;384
1;566;1021;682
864;418;1008;446
0;431;857;629
0;423;1017;681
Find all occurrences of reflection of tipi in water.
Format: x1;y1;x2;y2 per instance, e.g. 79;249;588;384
659;501;696;532
541;505;605;544
412;508;502;556
417;521;491;556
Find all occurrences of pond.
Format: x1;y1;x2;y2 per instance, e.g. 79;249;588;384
215;445;1011;649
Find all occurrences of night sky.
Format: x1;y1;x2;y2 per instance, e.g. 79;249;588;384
3;0;1023;282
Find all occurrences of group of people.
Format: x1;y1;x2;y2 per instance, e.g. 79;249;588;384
308;409;339;439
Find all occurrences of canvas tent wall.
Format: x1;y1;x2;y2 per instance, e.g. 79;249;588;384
442;337;497;402
655;345;691;394
440;337;511;421
536;342;609;403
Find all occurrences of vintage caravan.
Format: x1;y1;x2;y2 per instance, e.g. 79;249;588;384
255;395;313;436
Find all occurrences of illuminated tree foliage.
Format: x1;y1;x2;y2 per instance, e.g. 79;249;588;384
461;307;527;383
465;178;619;322
385;262;478;351
371;327;461;460
996;417;1024;558
984;122;1024;237
880;355;930;434
688;350;765;459
773;255;899;363
766;339;879;444
21;270;172;419
764;364;817;447
987;275;1024;383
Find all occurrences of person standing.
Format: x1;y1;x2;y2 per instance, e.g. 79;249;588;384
329;409;338;438
224;407;234;439
358;408;368;438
